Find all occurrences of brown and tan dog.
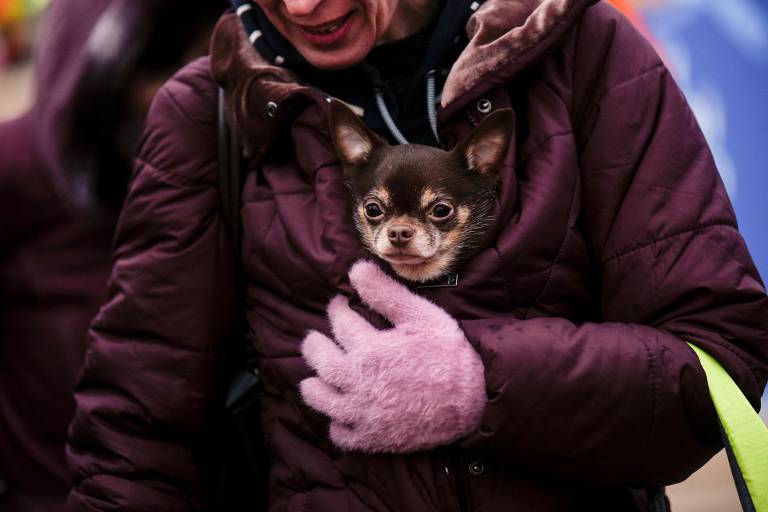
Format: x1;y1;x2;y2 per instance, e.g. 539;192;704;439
328;100;514;282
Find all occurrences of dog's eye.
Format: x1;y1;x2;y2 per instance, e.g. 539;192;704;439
365;202;384;219
430;203;454;220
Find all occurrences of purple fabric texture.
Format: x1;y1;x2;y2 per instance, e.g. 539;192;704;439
65;1;768;511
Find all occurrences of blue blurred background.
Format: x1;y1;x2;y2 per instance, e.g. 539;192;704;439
638;0;767;280
611;0;768;419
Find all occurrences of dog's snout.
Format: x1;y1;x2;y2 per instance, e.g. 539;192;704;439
388;225;414;246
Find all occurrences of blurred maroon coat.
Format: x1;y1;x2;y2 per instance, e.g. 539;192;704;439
0;114;113;510
0;0;119;506
0;0;223;509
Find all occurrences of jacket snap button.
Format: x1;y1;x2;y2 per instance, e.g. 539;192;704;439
476;99;492;114
468;461;484;476
266;101;278;118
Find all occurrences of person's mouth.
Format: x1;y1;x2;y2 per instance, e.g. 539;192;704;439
297;11;355;46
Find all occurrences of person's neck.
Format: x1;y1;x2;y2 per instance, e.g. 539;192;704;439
379;0;437;44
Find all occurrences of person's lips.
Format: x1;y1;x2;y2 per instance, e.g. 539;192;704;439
296;11;355;46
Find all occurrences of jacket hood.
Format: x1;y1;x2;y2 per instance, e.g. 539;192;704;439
210;0;598;155
32;0;156;212
32;0;224;214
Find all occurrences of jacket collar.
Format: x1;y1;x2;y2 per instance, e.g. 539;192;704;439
211;12;310;160
441;0;597;114
210;0;598;156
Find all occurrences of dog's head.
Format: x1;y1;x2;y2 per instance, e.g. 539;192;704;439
329;100;514;282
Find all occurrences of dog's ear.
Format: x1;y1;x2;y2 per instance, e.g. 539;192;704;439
328;99;384;169
454;108;514;181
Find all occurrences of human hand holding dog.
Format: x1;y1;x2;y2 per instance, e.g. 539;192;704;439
300;260;487;453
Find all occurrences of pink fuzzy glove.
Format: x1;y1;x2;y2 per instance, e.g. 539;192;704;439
299;260;487;453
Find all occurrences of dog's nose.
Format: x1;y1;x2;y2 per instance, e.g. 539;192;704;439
388;225;414;247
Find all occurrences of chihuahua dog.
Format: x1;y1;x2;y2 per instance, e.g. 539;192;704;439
328;100;514;283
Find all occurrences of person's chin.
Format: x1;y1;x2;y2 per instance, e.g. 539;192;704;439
299;44;371;70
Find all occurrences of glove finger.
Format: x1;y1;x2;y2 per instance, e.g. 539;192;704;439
300;377;359;424
327;295;380;351
348;260;449;327
302;330;353;390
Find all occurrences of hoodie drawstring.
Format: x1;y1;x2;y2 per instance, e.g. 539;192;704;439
374;70;441;145
231;0;475;147
426;70;441;144
374;89;409;145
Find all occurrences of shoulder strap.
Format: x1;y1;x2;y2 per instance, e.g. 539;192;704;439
217;87;243;256
217;87;261;402
208;88;269;511
688;342;768;512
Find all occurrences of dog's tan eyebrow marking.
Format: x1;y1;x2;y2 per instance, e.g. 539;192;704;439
370;187;391;207
420;188;438;210
443;227;463;248
456;205;470;225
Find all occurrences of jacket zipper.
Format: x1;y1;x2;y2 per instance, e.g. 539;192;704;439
452;454;470;512
441;449;469;512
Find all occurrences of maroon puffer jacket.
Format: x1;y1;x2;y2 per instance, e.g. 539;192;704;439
66;1;768;511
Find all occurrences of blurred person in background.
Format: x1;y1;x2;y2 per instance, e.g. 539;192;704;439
0;0;226;510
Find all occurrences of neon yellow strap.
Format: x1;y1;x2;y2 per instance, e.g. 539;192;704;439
688;343;768;511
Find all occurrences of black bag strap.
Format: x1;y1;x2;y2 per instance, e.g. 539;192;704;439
217;87;243;256
216;86;261;403
210;87;268;511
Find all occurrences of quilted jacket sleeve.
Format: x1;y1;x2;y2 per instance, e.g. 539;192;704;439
459;5;768;487
65;59;235;511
